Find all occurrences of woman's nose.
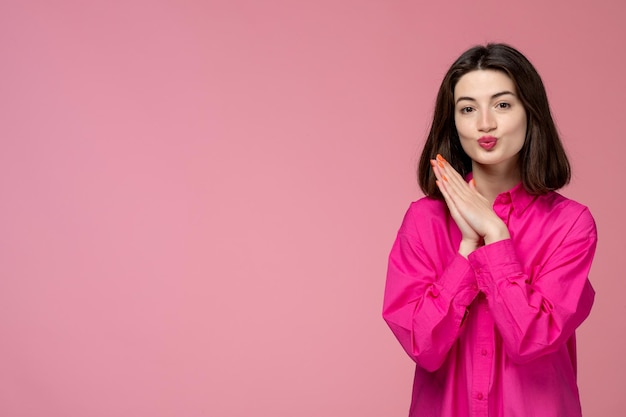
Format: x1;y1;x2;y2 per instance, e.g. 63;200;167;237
478;110;496;132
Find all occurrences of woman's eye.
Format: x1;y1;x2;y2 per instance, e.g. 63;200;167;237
496;102;511;109
460;107;474;114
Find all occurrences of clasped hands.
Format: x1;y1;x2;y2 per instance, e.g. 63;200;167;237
431;155;510;257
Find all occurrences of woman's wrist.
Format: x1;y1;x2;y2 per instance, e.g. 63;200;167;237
484;223;510;245
459;239;479;258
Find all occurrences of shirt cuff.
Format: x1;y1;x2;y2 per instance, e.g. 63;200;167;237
467;239;524;294
437;253;479;306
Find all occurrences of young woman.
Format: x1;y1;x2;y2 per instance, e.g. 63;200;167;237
382;44;597;417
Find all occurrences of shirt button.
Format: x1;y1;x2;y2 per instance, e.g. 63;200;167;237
481;349;488;356
477;393;484;400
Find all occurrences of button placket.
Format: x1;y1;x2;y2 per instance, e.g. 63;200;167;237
471;298;493;416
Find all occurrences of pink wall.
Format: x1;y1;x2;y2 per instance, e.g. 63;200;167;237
1;1;624;415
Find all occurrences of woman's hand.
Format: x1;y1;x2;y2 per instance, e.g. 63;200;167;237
431;155;510;257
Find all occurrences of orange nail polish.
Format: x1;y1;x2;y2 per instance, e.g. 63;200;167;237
443;175;448;182
471;178;476;186
438;161;444;168
436;154;444;162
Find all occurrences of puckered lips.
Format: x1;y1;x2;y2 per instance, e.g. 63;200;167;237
477;136;497;150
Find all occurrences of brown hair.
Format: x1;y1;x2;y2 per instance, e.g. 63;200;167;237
418;43;570;198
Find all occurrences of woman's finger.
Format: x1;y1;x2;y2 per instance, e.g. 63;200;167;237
435;155;474;204
433;164;480;242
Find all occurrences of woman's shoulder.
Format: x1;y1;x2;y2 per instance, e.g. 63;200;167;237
406;195;447;215
398;196;448;234
537;191;596;232
538;191;592;215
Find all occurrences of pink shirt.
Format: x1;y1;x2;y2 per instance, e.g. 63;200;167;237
383;182;597;417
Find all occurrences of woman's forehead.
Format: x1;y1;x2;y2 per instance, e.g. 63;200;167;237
454;70;517;99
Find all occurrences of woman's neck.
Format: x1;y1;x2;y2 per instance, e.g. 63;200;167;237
472;162;521;205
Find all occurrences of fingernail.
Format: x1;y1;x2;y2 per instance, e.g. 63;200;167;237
435;180;441;187
471;179;476;186
443;175;448;182
436;154;444;162
438;161;444;168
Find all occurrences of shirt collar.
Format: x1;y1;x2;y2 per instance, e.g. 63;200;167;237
466;173;536;215
495;181;536;215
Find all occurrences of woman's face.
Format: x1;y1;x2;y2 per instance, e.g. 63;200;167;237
453;69;527;171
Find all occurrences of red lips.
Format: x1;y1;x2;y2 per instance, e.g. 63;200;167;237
477;136;497;150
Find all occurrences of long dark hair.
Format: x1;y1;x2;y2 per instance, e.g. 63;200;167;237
418;43;570;198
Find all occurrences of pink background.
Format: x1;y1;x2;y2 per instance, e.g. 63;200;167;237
1;1;624;416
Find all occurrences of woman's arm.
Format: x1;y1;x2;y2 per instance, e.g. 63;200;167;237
469;208;597;363
383;205;480;372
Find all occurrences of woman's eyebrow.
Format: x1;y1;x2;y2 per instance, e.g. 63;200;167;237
492;90;516;99
455;90;516;104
